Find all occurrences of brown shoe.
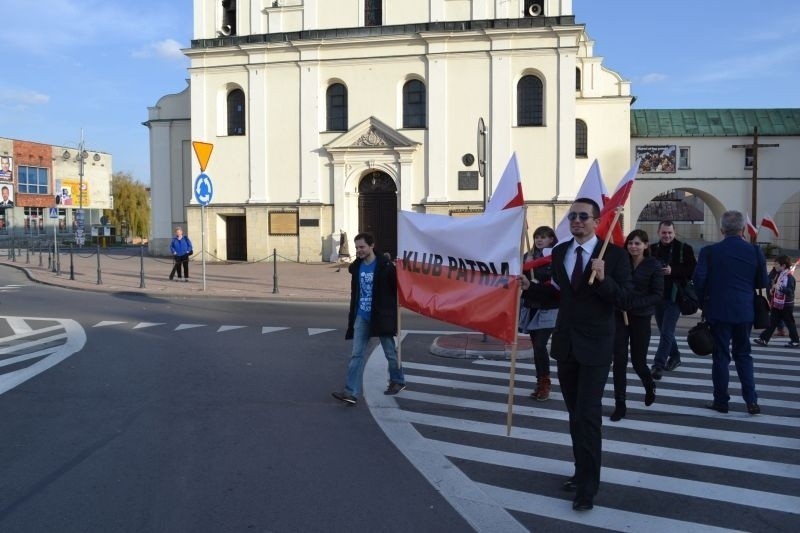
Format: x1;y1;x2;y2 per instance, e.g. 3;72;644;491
530;376;551;401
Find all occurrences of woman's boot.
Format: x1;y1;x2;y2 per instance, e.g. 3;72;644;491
610;396;626;422
530;376;551;401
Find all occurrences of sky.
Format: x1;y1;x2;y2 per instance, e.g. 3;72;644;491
1;0;798;185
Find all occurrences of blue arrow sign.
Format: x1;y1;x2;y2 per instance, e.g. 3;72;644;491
194;173;213;206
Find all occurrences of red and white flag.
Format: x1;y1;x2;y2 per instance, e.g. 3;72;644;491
397;207;524;343
745;214;758;241
554;160;608;242
484;153;524;213
595;158;641;245
760;214;780;238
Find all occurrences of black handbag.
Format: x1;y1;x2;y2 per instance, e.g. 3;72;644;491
677;282;700;316
753;289;770;329
687;317;714;356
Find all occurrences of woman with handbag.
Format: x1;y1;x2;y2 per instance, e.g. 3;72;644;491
520;226;559;401
610;230;664;421
753;255;799;347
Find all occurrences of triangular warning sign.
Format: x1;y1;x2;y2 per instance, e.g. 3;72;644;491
192;141;214;171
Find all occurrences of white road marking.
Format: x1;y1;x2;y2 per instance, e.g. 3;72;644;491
0;324;64;344
0;333;68;356
0;317;86;396
93;321;127;327
308;328;336;336
217;325;247;333
133;322;166;329
6;317;33;334
175;324;206;331
262;327;289;334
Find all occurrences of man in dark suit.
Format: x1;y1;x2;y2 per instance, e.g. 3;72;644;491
521;198;631;511
693;210;769;415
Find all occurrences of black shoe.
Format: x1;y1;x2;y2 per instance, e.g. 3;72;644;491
609;402;626;422
384;382;406;395
561;477;577;492
651;367;663;381
705;401;728;414
644;383;656;407
786;341;800;348
332;391;357;405
572;496;593;511
747;403;761;415
753;338;768;346
665;359;682;371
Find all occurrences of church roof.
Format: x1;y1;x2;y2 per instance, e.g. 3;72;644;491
631;109;800;137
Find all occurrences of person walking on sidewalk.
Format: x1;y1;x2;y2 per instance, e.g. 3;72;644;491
693;210;769;415
754;255;799;348
610;230;663;422
520;225;559;401
332;232;405;406
649;220;696;380
168;226;193;282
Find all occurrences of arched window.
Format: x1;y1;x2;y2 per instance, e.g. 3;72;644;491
326;83;348;131
365;0;382;26
227;89;245;135
575;67;581;91
517;75;543;126
575;119;588;157
402;80;426;128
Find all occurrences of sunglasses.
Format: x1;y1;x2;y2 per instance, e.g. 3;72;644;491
567;211;595;221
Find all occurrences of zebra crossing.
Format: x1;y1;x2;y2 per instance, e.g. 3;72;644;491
365;332;800;532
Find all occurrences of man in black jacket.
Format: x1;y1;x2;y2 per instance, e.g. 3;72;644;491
649;221;696;379
521;198;631;511
333;232;406;405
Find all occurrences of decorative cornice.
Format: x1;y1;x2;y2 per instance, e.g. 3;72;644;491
353;128;389;147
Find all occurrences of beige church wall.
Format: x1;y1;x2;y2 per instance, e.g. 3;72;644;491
387;0;430;24
264;66;302;203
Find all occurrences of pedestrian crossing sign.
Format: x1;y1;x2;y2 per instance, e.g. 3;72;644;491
49;207;58;219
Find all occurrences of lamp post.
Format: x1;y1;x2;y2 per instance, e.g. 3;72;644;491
75;130;87;247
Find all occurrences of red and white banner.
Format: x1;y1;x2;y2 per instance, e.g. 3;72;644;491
485;153;524;213
760;214;780;238
595;158;641;245
397;207;524;343
746;214;758;241
554;159;608;242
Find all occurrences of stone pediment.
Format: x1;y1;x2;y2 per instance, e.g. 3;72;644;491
325;116;420;151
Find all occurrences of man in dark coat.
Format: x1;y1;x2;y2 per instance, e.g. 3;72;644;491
523;198;631;511
333;232;405;405
693;210;769;414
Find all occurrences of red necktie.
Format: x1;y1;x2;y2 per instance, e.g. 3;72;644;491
571;246;584;290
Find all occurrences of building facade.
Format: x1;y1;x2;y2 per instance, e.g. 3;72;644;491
0;136;113;239
146;0;633;260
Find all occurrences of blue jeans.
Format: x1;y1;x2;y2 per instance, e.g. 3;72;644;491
709;321;757;406
345;316;405;398
653;300;681;369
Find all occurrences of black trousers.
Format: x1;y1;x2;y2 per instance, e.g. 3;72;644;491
557;354;610;499
169;254;189;279
612;312;655;400
762;306;799;343
529;327;554;378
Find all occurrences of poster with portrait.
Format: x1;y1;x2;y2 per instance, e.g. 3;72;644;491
55;178;90;206
0;155;12;182
0;182;13;208
635;145;677;173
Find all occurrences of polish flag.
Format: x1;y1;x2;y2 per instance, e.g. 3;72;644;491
760;214;780;238
484;153;524;213
745;214;758;241
554;160;609;242
595;159;641;245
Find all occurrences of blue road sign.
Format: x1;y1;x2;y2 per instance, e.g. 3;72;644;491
194;173;213;206
49;207;58;219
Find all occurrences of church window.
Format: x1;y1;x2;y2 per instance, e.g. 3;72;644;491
365;0;382;27
517;75;543;126
227;89;245;135
327;83;348;131
402;80;426;128
575;119;588;157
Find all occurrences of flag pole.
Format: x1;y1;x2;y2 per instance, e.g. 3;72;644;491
506;207;527;437
588;206;624;286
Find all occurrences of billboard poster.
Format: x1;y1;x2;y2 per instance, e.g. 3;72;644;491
0;155;12;182
56;178;90;207
635;145;677;173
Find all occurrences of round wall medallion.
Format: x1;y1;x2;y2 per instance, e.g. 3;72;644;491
462;153;475;166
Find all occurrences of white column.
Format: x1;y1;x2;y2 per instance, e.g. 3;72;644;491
304;0;318;30
332;161;347;236
299;59;321;203
247;63;268;203
489;50;512;195
555;47;576;200
424;54;448;202
398;156;414;211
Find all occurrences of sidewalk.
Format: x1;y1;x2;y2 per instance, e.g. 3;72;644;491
0;247;352;302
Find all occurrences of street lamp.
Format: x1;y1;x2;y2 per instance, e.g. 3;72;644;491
74;130;88;246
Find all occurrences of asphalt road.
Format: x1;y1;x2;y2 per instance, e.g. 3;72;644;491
1;266;798;532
